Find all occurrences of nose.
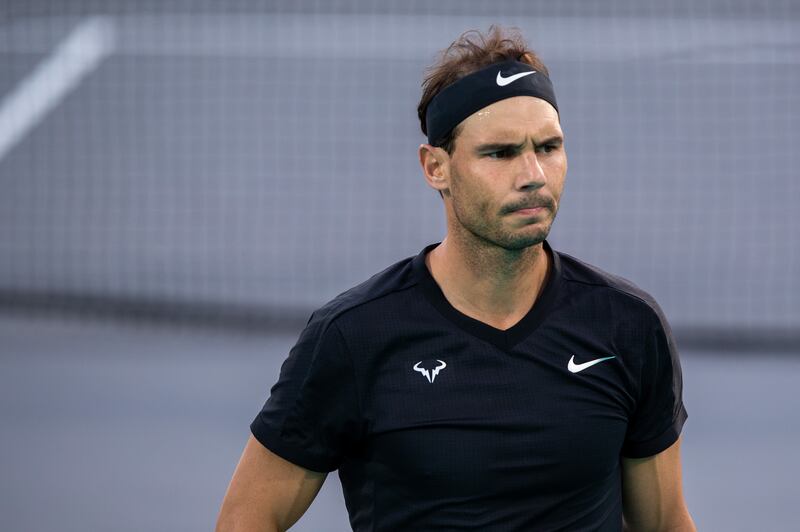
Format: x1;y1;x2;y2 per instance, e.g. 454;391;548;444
516;151;546;190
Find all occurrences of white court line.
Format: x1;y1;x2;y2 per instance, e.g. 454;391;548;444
0;16;115;164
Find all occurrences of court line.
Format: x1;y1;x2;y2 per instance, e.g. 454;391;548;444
0;16;116;164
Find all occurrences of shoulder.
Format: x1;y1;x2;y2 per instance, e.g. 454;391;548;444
554;248;670;330
304;253;421;337
276;253;421;379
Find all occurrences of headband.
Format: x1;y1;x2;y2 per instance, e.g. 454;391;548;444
425;60;558;146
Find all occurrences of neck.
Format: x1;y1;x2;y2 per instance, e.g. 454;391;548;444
426;231;550;330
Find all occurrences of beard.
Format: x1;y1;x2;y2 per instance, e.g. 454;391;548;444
450;193;559;251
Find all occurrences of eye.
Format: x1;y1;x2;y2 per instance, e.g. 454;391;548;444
487;148;517;159
535;143;559;154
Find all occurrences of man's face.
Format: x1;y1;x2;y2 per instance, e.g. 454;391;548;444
443;96;566;251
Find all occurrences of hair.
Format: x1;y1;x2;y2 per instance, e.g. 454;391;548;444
417;26;550;155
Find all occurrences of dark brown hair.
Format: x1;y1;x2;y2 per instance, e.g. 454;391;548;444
417;26;550;154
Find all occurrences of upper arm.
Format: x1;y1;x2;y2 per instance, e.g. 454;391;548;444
216;435;327;532
621;437;695;531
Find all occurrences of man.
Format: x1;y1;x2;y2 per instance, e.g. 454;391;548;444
217;26;695;531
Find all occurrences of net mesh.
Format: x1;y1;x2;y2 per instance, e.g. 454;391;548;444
1;1;798;346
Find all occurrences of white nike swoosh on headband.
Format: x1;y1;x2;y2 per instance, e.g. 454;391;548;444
496;70;536;86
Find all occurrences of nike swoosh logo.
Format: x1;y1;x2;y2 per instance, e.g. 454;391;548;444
567;355;616;374
496;70;536;86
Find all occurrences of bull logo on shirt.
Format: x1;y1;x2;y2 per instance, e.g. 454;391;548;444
413;360;447;383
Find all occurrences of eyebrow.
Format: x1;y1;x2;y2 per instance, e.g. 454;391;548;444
474;136;563;153
474;141;525;153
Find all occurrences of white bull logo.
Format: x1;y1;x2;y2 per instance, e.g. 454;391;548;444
413;360;447;383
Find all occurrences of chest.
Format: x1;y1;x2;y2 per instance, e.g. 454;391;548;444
353;324;637;496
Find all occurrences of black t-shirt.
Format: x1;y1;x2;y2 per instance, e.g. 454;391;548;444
251;241;687;531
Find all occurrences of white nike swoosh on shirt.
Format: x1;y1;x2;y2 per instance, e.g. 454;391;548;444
567;355;616;374
496;70;536;86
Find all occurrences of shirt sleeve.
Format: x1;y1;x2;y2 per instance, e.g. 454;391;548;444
621;303;688;458
250;314;363;472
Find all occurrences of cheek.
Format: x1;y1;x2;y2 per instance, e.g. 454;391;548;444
545;157;567;193
449;160;507;215
454;172;498;213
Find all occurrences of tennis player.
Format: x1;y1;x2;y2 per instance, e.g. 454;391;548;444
217;26;695;531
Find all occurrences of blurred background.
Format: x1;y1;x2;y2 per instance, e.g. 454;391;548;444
0;1;797;530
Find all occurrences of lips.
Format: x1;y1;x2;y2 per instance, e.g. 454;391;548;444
504;200;552;214
514;206;545;214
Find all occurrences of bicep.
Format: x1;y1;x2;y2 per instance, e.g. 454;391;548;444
216;435;327;532
621;437;695;531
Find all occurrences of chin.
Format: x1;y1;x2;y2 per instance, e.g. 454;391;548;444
502;236;546;251
501;221;552;249
461;216;552;251
491;229;550;251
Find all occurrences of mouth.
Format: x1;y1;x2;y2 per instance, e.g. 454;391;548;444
512;206;546;216
504;200;552;216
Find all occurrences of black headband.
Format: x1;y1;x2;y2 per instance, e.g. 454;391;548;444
425;60;558;146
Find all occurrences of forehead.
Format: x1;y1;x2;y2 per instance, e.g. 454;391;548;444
457;96;561;143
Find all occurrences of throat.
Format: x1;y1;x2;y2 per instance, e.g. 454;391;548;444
426;240;550;330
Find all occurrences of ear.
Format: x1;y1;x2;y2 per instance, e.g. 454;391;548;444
418;144;450;194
